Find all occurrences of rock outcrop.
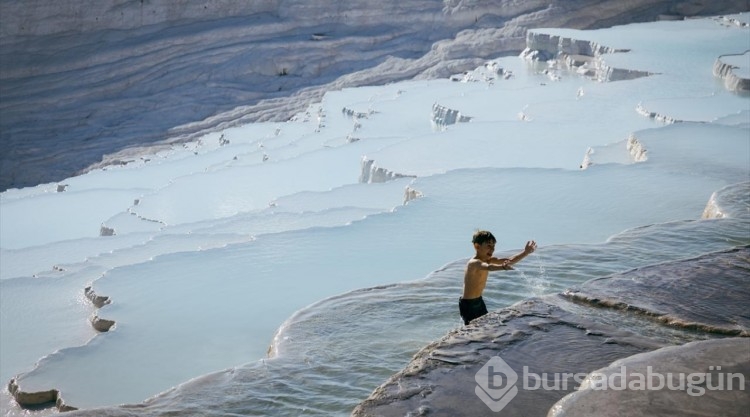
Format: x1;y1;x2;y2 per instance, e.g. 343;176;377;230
7;378;77;412
352;246;750;417
702;182;750;220
635;103;682;124
359;157;414;184
431;103;472;128
7;286;117;411
84;286;111;308
548;337;750;417
521;31;655;82
2;1;748;191
713;51;750;93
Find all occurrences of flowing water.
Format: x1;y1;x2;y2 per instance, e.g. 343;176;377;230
1;14;749;417
65;182;750;416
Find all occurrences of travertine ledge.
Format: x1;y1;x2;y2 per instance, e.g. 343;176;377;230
352;296;663;417
359;157;415;184
84;285;111;308
7;285;117;411
84;286;116;332
713;51;750;92
7;378;77;412
549;338;750;417
521;31;656;82
352;247;750;417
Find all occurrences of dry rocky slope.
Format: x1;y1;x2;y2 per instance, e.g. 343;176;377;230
1;0;748;191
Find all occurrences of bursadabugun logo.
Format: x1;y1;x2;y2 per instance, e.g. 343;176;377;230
474;354;747;413
474;356;518;412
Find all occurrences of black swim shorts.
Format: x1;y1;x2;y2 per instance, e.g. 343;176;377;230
459;296;488;325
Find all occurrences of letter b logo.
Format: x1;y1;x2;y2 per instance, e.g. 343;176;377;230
475;356;519;412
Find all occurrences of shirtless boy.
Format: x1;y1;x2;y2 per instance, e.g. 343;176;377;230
459;230;537;325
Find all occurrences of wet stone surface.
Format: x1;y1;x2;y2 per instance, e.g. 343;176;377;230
353;247;750;417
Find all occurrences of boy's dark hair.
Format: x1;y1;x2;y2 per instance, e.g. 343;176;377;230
472;230;496;245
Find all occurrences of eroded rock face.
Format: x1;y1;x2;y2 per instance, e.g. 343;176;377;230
2;0;748;191
702;182;750;220
352;297;663;417
714;53;750;93
563;246;750;336
352;247;750;417
359;157;415;183
7;378;77;412
7;379;57;406
431;103;473;128
549;338;750;417
522;31;656;82
7;286;116;411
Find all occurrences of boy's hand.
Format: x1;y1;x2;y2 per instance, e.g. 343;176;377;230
524;240;537;254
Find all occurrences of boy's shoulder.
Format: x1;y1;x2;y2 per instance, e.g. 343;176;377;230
467;257;483;267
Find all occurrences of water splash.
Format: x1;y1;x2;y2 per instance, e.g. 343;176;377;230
520;252;552;297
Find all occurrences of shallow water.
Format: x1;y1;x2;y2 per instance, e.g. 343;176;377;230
66;182;749;416
2;14;749;417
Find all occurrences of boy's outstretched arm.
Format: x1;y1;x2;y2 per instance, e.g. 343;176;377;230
492;240;537;267
470;258;513;271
